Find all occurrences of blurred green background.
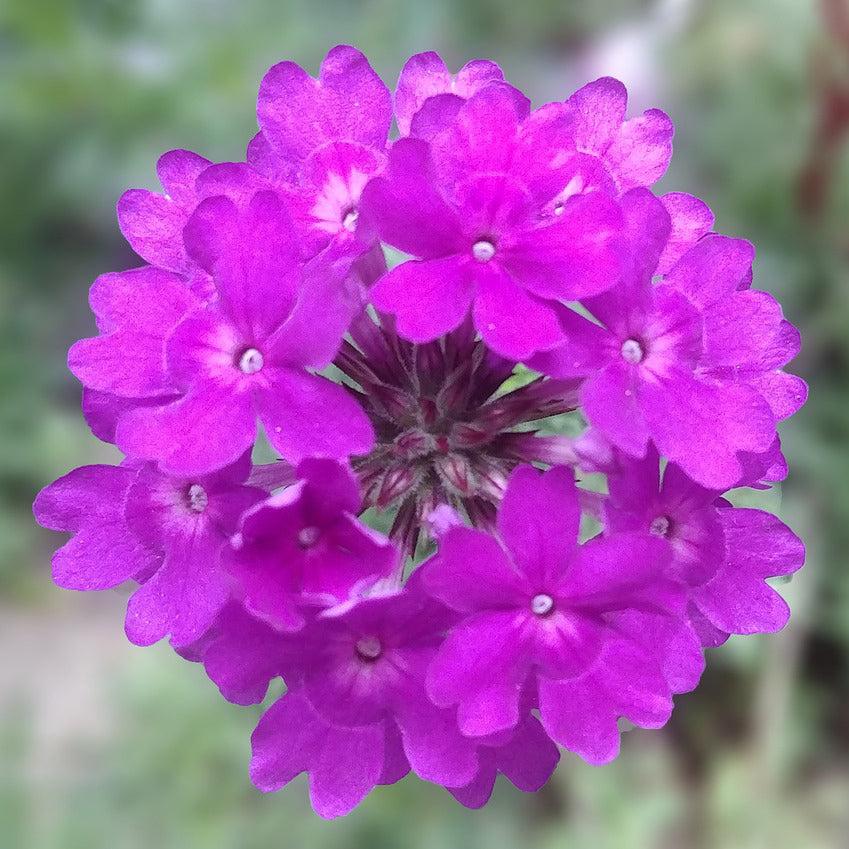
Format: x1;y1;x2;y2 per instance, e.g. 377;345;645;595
2;0;848;846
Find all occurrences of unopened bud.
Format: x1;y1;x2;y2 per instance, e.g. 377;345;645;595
434;453;475;496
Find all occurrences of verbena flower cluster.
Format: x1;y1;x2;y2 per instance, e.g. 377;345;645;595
34;47;807;818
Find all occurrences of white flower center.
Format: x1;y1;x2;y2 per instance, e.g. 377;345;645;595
620;338;644;364
472;240;496;263
238;348;264;374
531;593;555;616
650;515;671;537
297;526;320;548
187;484;208;513
342;209;359;232
355;636;382;661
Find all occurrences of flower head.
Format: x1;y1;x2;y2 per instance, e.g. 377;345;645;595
34;46;806;818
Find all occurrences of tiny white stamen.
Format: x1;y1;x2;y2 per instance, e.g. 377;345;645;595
355;636;382;661
650;515;671;537
620;338;644;364
342;209;359;232
531;593;555;616
187;484;208;513
297;526;320;548
553;202;565;216
238;348;264;374
472;240;496;263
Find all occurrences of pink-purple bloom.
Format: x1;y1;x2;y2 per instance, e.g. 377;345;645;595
34;45;806;817
33;452;265;646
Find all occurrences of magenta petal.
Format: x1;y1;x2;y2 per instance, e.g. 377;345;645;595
748;371;808;421
230;484;394;630
693;508;804;634
378;723;411;785
606;109;674;190
538;674;620;764
394;52;504;136
395;701;478;787
34;464;134;534
265;248;361;370
307;721;385;818
719;507;805;578
581;361;649;457
474;265;564;359
613;610;705;693
258;369;374;464
203;604;298;705
425;527;523;612
183;192;301;341
694;568;790;635
34;465;154;590
496;714;560;792
394;52;453;136
456;682;522;738
664;234;754;310
426;611;525;734
429;84;528;182
619;187;672;280
250;693;385;819
657;192;714;274
510;103;582;201
117;387;256;476
688;602;730;647
258;45;391;163
194;162;271;205
371;257;475;342
228;537;306;633
68;268;195;397
539;638;672;764
124;532;230;647
528;306;613;378
702;290;785;368
82;389;172;445
407;94;466;141
163;308;244;391
156;149;211;205
641;370;776;489
561;533;674;611
567;77;627;155
449;752;498;809
359;138;464;257
117;189;187;271
506;191;623;302
497;465;579;583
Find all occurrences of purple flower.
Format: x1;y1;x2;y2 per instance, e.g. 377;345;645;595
114;191;375;474
244;46;392;259
361;85;625;358
206;586;480;815
281;142;386;257
606;447;805;644
423;464;687;747
530;188;791;489
226;458;397;631
33;453;265;646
